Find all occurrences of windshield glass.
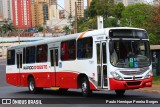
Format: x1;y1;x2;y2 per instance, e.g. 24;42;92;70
110;40;151;68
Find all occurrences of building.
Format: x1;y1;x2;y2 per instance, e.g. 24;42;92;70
12;0;32;29
0;0;12;20
76;0;84;18
150;45;160;76
0;0;3;18
49;0;59;20
64;0;76;18
31;0;50;27
59;10;65;19
64;0;84;18
114;0;144;6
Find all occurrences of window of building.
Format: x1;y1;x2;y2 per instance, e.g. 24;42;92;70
61;40;76;61
7;50;15;65
77;37;93;59
26;46;36;63
36;44;48;63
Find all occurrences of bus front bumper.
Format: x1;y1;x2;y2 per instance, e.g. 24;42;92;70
109;77;152;90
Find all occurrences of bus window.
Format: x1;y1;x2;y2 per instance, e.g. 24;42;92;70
102;42;107;64
36;44;48;63
23;48;26;64
7;50;15;65
61;40;76;61
77;37;93;59
26;46;36;63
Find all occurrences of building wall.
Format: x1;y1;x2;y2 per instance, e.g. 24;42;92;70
31;0;49;27
64;0;76;18
76;0;84;18
12;0;32;29
49;4;59;20
64;0;84;18
0;0;12;20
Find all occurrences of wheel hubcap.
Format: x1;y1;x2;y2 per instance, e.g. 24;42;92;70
29;81;34;91
82;82;87;93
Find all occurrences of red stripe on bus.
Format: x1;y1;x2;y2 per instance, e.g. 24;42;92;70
6;71;97;90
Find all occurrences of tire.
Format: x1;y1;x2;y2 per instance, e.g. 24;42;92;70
115;90;125;96
81;77;92;97
28;77;38;94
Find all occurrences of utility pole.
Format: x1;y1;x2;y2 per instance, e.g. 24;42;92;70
75;2;78;33
69;0;72;34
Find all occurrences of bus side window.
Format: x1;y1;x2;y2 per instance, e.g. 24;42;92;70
26;46;36;63
7;50;15;65
36;44;48;63
77;37;93;59
61;40;76;61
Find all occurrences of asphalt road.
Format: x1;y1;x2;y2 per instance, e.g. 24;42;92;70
0;59;160;107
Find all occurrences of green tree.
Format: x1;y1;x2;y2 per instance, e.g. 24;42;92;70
96;0;115;17
1;23;16;37
63;26;70;34
38;26;44;32
121;3;152;29
114;2;125;19
149;33;158;45
78;18;97;32
88;0;97;17
104;17;119;27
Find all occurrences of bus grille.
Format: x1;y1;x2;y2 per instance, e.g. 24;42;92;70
120;71;144;75
127;81;141;86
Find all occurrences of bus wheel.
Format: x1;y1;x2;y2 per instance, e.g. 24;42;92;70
81;77;92;97
28;77;37;94
115;90;125;96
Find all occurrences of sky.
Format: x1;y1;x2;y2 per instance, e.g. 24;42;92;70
57;0;153;9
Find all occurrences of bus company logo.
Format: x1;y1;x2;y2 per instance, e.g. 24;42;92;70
23;65;47;70
2;99;11;104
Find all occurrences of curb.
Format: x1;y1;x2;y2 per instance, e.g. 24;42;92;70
135;88;160;94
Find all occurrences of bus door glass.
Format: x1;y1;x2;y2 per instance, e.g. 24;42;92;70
96;41;108;88
16;49;23;86
50;47;59;86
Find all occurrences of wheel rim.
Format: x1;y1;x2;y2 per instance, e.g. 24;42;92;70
82;82;87;94
29;81;34;91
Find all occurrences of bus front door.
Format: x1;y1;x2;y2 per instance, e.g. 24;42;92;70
50;48;59;87
16;50;23;86
96;41;108;88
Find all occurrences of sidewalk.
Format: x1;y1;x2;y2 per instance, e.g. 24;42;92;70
135;85;160;93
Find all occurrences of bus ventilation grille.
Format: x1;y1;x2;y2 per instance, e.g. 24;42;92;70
127;81;141;86
120;71;144;75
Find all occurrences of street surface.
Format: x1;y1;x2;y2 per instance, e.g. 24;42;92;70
0;59;160;107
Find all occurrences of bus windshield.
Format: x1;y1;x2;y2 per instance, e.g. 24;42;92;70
110;40;151;68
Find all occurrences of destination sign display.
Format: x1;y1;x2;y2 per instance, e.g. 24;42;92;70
109;29;148;39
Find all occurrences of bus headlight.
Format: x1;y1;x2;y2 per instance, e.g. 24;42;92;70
144;71;153;79
110;72;123;80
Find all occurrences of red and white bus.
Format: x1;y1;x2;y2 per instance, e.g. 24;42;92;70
6;27;152;96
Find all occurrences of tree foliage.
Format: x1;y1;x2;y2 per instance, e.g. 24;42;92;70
114;2;125;19
0;23;16;37
38;26;44;32
78;1;160;44
121;3;152;28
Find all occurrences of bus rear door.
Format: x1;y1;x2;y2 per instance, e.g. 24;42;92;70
16;48;23;86
49;43;59;87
